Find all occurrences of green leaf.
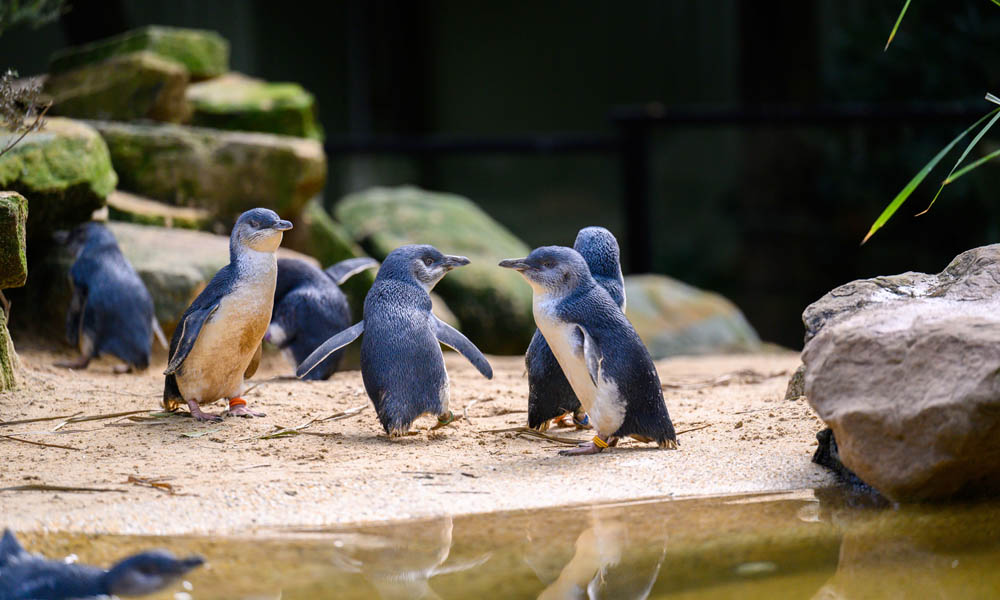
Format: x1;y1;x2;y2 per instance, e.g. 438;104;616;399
916;106;1000;216
943;147;1000;185
991;0;1000;8
862;107;1000;245
885;0;912;51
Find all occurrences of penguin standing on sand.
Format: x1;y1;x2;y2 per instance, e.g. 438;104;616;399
55;222;167;373
500;246;677;455
163;208;293;422
267;256;378;379
526;226;626;431
297;245;494;436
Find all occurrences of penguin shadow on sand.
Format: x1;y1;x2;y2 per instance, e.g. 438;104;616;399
296;244;494;439
53;222;168;374
322;516;491;600
500;242;678;456
266;256;379;380
526;507;667;600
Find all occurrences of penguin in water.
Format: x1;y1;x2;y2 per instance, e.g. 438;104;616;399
54;222;167;373
500;246;677;455
163;208;293;422
526;226;626;431
296;245;494;436
0;529;203;599
267;256;379;380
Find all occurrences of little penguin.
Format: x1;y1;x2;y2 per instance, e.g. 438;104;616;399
296;244;494;436
526;226;626;431
500;246;677;455
267;256;379;380
54;222;167;373
0;528;203;599
162;208;293;422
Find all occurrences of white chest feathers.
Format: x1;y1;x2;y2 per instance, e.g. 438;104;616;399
177;251;277;403
532;294;625;435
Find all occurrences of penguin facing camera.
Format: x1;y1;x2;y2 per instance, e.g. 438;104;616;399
163;208;293;422
55;222;167;373
297;244;494;437
267;256;379;380
500;246;677;455
526;226;626;431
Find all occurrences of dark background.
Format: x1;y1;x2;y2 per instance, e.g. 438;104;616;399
3;0;999;349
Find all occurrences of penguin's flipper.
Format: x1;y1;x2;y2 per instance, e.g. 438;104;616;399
163;304;220;376
433;316;493;379
244;342;262;379
574;324;603;387
65;281;87;348
325;257;380;285
152;317;168;350
296;320;364;378
0;529;28;567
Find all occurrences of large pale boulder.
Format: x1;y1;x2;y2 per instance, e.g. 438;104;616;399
106;190;211;230
50;26;229;79
0;118;116;240
187;73;322;140
624;274;761;359
803;245;1000;502
45;52;191;123
335;186;533;354
90;121;326;221
0;192;28;289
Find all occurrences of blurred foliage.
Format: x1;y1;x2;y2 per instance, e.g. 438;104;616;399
0;0;68;37
0;69;48;158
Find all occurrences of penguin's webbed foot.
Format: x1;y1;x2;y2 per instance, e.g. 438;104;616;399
430;410;459;431
186;399;223;422
226;398;265;418
558;441;604;456
658;438;679;450
54;356;90;370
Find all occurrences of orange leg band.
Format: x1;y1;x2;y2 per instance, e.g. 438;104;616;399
229;397;247;409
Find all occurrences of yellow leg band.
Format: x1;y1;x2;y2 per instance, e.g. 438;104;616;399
593;436;609;449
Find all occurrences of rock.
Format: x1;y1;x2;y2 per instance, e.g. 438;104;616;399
49;26;229;80
623;274;762;359
0;309;17;391
0;192;28;289
803;244;1000;502
784;363;806;401
90;120;326;221
187;73;322;140
284;198;373;322
106;190;211;230
44;52;191;123
335;186;534;354
0;118;117;240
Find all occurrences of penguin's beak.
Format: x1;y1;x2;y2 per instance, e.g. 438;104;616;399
498;258;531;271
271;220;293;231
442;255;470;270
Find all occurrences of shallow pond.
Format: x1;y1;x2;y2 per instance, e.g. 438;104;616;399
16;486;1000;599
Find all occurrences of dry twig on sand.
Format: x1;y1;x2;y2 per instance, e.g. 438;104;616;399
254;405;367;440
0;484;123;493
0;434;80;450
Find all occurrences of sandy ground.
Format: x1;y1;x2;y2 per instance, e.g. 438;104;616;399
0;341;832;535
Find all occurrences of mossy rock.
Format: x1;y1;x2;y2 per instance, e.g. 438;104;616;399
624;274;762;359
45;52;191;123
335;186;533;354
50;26;229;79
0;118;117;241
284;198;373;322
107;190;211;230
187;73;323;140
0;192;28;289
89;120;326;222
0;309;17;391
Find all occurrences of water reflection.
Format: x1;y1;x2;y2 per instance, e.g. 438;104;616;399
14;487;1000;599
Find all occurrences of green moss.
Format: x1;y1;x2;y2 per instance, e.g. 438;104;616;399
0;192;28;289
45;52;190;122
0;118;116;239
0;309;18;391
49;26;229;79
187;74;323;139
335;186;534;354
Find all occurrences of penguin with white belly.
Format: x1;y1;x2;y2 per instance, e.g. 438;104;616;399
162;208;293;422
500;246;677;456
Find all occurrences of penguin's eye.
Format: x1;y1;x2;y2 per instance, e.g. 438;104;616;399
248;220;260;229
543;261;555;269
423;257;434;266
